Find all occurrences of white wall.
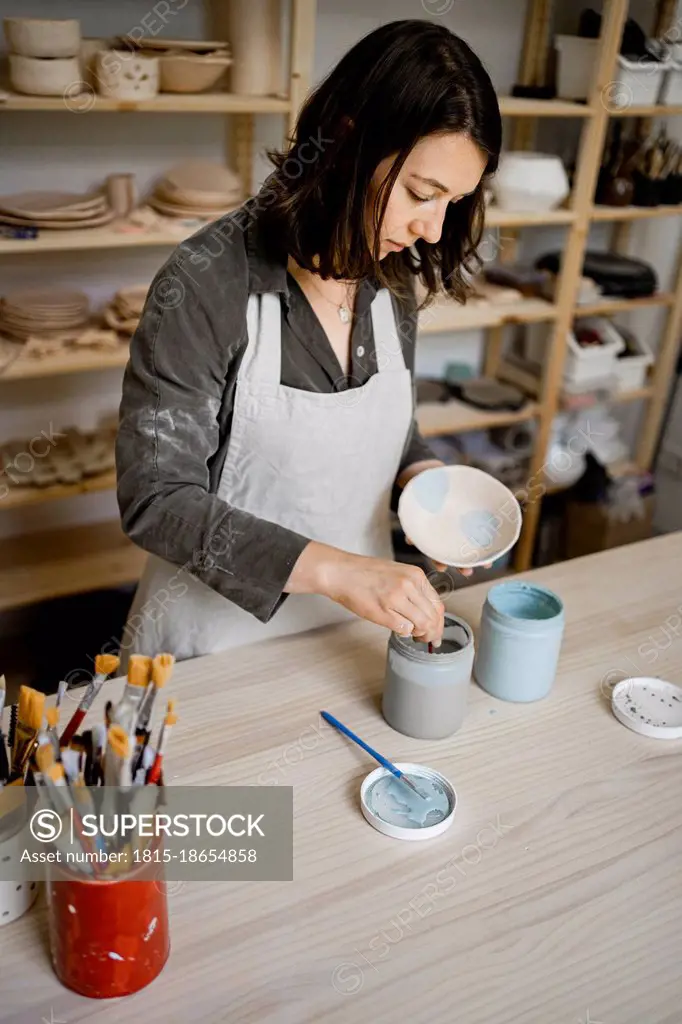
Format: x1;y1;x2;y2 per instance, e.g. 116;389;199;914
1;0;680;542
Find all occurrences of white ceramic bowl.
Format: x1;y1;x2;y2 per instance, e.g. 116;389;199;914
4;17;81;57
95;49;159;100
9;54;81;96
398;465;523;568
492;152;570;211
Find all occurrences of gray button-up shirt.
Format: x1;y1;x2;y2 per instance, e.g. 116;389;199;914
116;190;435;623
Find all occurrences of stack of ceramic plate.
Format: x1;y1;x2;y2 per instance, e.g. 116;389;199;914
0;190;115;230
103;285;148;335
0;289;90;341
148;160;243;219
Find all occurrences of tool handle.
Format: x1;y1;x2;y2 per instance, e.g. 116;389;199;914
60;708;85;748
320;711;399;776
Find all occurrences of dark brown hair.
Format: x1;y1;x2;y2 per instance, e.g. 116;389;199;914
261;19;502;305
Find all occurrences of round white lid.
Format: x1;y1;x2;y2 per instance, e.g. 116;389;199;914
360;762;457;842
611;677;682;739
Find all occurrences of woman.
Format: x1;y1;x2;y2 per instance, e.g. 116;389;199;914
115;19;502;664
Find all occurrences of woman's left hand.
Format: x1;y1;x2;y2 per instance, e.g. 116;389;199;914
405;537;493;577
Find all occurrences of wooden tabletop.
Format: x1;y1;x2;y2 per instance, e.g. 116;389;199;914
3;533;682;1023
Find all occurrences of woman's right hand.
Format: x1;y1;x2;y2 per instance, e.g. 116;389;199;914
285;541;445;645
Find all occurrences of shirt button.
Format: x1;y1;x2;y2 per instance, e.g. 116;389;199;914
356;345;365;357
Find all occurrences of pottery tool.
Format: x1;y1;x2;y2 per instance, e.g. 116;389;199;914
320;711;428;800
60;653;120;747
146;702;177;786
112;654;152;737
45;706;61;759
10;685;45;781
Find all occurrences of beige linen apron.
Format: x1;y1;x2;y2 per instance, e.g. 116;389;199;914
120;287;413;663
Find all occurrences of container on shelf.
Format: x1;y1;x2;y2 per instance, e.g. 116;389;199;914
9;54;81;96
95;50;159;101
565;316;626;386
614;328;653;391
659;58;682;106
491;152;570;212
4;17;81;58
158;52;232;94
227;0;282;96
555;35;671;106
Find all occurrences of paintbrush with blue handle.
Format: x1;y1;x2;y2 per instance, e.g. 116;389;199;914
320;711;428;799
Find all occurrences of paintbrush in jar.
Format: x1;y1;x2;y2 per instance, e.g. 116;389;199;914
146;702;178;786
133;653;175;775
9;686;45;782
60;653;121;747
112;655;152;737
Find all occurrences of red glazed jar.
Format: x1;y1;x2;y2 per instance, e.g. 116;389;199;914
46;848;170;998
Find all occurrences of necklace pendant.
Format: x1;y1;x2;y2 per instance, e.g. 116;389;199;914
338;305;350;324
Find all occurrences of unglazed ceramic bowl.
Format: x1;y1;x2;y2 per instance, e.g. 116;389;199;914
9;54;81;96
492;152;570;212
398;465;522;568
4;17;81;58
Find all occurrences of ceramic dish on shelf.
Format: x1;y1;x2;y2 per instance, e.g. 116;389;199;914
0;190;108;218
163;159;243;195
158;52;232;93
4;17;81;57
154;181;242;209
9;54;81;96
0;209;115;230
147;196;240;219
397;464;523;568
124;37;229;53
491;152;570;212
95;50;159;100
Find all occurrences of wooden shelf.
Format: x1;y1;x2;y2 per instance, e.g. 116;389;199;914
609;104;682;117
0;91;291;114
0;224;189;256
610;386;654;403
416;398;539;437
418;296;556;335
485;207;576;227
2;468;117;511
591;204;682;221
0;344;129;382
574;293;675;316
0;519;146;612
497;96;594;117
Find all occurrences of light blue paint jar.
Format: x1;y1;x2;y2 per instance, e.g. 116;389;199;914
473;582;564;702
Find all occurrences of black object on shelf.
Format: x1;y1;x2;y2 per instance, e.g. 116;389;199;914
577;9;664;62
535;250;658;298
511;84;558;101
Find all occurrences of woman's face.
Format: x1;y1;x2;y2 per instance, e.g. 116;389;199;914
367;132;487;260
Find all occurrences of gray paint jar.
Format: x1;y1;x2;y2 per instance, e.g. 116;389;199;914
382;613;475;740
474;581;564;702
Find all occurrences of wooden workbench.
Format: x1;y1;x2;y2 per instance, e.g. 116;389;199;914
2;534;682;1023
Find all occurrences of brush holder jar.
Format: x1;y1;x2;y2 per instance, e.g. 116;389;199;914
46;846;170;997
474;581;564;702
0;794;40;927
382;613;475;740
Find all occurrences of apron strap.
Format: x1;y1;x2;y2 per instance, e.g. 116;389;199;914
371;288;407;373
240;293;282;387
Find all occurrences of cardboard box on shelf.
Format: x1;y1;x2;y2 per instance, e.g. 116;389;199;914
565;494;655;559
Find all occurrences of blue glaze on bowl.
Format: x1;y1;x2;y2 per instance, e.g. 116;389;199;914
459;509;501;549
410;467;449;514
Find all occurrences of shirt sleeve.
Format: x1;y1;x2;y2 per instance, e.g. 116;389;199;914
389;284;439;478
115;254;310;623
